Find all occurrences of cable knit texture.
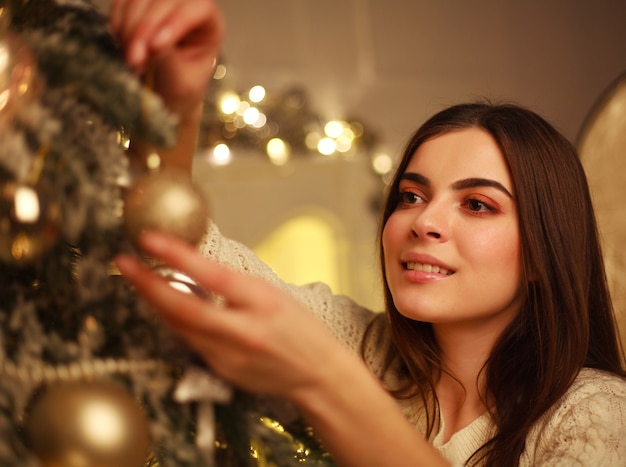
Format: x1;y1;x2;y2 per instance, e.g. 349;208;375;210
199;222;626;466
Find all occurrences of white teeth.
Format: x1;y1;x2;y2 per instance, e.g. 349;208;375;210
406;262;451;275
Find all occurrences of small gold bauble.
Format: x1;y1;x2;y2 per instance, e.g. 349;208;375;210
123;169;210;247
23;380;151;467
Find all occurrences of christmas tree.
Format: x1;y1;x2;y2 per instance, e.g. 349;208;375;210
0;1;334;465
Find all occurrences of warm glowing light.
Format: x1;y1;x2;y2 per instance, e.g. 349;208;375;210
324;120;344;138
266;138;289;165
117;131;131;149
251;112;267;128
248;85;266;103
0;43;8;76
254;215;341;291
372;152;394;174
11;232;31;259
219;92;240;114
0;89;9;111
351;122;364;137
81;400;125;449
243;107;260;125
335;136;352;153
305;132;320;150
211;143;231;165
236;101;250;116
233;115;246;129
206;80;381;176
17;66;33;95
340;126;355;141
260;417;286;432
317;137;336;155
146;152;161;170
14;186;40;222
213;64;227;80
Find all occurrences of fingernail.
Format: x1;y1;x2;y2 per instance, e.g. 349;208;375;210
152;28;173;49
114;254;138;275
128;42;146;69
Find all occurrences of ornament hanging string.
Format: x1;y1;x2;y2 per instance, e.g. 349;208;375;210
136;59;163;172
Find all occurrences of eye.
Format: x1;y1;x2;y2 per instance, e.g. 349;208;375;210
398;191;425;207
463;197;496;214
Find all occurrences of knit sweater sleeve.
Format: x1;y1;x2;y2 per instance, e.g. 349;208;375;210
197;221;379;354
522;368;626;466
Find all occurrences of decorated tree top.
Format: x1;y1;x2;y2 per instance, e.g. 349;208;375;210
0;1;334;466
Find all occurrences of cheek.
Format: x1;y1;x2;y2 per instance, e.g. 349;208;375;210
381;217;402;277
382;215;402;255
463;225;522;278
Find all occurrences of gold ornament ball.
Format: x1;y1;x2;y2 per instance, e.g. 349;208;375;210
23;380;151;467
123;169;210;247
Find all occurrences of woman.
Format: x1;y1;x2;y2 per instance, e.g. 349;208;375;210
368;102;626;464
111;1;626;465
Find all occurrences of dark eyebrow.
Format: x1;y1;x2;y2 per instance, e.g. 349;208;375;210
400;173;514;199
452;178;514;199
400;172;429;186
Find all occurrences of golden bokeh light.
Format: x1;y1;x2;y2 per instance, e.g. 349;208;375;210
266;137;290;165
317;137;336;156
248;85;266;103
219;92;240;115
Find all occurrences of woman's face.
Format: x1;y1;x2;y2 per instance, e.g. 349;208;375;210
382;127;523;335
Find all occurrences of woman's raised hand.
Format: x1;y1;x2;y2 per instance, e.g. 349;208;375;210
114;232;348;401
109;0;224;119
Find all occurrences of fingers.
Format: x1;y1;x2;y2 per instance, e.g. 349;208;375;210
115;253;216;329
110;0;155;70
135;231;281;310
109;0;224;73
115;253;252;375
114;249;282;374
114;233;342;398
153;0;224;53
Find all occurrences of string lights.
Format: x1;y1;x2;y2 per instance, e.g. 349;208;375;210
198;61;395;178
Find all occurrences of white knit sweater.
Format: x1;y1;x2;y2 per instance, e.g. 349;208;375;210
199;222;626;466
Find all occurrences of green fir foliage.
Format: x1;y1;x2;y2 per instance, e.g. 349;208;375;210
0;1;335;466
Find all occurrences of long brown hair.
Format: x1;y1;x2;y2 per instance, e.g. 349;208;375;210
365;102;625;465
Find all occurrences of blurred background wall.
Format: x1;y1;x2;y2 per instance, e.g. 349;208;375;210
211;0;626;150
96;0;626;335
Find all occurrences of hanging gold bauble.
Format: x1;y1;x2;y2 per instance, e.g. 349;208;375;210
0;181;59;265
23;380;151;467
123;168;210;248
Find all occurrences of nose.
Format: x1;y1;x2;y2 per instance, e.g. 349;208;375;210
410;200;449;241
